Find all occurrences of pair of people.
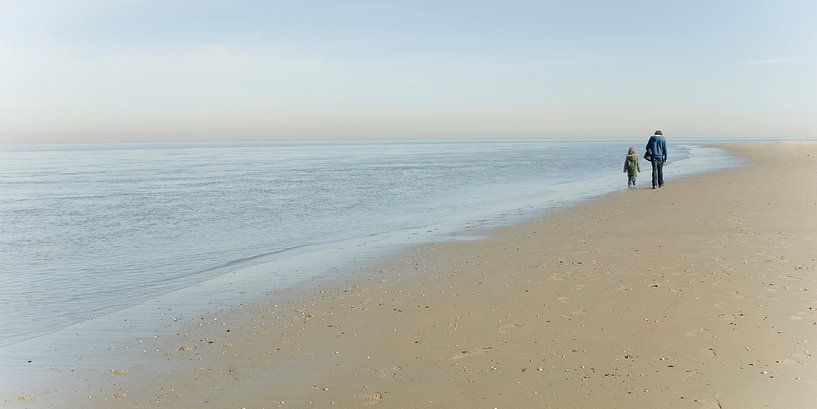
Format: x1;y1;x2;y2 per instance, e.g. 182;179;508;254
623;130;668;189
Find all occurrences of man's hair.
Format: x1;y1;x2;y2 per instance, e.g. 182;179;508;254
655;130;663;135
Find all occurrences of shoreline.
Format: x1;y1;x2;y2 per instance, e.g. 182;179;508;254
6;141;817;408
0;141;736;351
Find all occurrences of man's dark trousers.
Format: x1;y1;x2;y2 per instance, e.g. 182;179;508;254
651;159;664;188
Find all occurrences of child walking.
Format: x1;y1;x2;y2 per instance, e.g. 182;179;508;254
623;147;640;188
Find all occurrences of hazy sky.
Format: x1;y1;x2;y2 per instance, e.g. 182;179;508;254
1;0;815;143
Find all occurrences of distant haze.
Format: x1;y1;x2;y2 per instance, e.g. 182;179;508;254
1;0;815;143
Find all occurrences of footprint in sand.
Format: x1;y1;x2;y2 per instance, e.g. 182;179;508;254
357;391;383;406
559;310;586;320
498;323;525;334
557;296;570;303
697;398;724;409
685;328;711;338
782;275;804;281
376;365;403;380
451;346;493;360
789;353;808;362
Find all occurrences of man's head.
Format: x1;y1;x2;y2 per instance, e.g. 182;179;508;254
654;130;663;136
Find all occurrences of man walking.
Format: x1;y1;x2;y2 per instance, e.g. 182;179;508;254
645;130;667;189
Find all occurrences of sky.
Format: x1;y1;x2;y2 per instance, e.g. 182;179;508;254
1;0;815;143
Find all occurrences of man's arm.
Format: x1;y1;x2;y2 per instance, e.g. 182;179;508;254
662;139;668;160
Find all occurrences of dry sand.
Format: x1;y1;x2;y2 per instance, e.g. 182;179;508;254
11;142;817;408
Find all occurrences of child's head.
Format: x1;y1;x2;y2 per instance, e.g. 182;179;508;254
628;147;636;155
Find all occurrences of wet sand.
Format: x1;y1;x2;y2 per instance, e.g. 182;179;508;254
8;142;817;408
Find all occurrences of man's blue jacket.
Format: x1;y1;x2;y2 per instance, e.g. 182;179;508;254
646;136;667;161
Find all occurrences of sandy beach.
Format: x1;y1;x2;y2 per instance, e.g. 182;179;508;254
9;142;817;408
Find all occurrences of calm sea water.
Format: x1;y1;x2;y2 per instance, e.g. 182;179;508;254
0;140;737;347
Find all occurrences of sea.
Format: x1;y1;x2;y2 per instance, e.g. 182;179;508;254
0;139;739;353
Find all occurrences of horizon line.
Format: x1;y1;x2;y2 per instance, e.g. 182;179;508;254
1;135;813;146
